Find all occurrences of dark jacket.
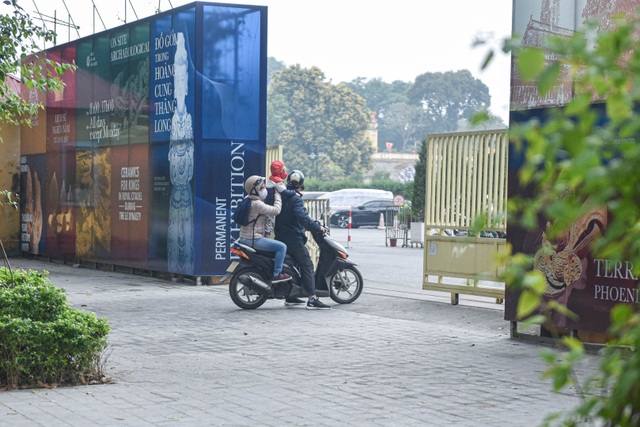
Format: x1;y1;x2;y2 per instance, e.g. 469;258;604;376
275;190;322;246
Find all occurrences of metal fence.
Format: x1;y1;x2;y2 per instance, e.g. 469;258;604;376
425;130;508;231
422;130;508;304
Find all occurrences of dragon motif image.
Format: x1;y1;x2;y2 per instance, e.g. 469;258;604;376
534;203;608;298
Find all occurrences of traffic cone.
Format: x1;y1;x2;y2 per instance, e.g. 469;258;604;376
377;213;385;229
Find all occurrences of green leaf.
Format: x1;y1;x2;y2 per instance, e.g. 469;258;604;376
520;314;546;329
517;289;541;319
610;304;633;324
561;336;584;352
552;366;570;391
537;62;561;96
540;349;556;364
517;48;546;82
481;50;494;71
606;93;631;123
565;94;592;116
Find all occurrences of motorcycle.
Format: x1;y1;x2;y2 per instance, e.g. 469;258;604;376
222;230;363;309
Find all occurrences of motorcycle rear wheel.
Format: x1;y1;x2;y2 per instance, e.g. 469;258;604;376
329;265;363;304
229;267;268;309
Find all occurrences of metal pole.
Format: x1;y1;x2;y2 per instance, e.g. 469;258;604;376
347;210;352;248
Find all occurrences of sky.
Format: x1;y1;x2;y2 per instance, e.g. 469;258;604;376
11;0;514;122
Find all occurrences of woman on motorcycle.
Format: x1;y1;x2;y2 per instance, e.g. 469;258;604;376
238;175;292;284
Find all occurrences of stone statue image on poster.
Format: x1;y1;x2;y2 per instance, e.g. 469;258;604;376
167;32;194;275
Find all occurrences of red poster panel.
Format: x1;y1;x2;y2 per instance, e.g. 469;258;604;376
21;55;47;155
44;150;76;257
46;45;77;153
506;197;639;332
505;107;640;333
111;144;149;266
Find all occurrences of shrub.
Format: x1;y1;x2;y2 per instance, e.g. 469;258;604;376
0;268;110;389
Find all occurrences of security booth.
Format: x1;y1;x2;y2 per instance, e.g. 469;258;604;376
422;130;508;305
19;2;268;280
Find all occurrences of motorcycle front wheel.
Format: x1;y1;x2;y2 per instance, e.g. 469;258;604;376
329;265;363;304
229;267;268;309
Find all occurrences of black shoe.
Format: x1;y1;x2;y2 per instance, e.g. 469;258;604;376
271;273;292;284
306;297;331;310
284;297;305;306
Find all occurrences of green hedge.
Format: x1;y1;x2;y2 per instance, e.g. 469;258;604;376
0;268;110;389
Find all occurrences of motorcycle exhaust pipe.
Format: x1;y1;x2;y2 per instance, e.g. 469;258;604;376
238;274;272;295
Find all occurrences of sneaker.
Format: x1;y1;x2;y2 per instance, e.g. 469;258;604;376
306;297;331;310
271;273;292;284
284;297;305;306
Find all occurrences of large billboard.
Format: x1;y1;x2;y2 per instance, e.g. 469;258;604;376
506;0;640;333
20;2;267;276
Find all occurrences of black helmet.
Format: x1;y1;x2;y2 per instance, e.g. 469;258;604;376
286;170;305;189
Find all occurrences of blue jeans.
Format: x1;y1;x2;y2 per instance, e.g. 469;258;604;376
238;237;287;278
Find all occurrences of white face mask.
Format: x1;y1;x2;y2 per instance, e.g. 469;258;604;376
258;188;268;200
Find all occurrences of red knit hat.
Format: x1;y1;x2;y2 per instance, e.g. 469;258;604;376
269;160;287;183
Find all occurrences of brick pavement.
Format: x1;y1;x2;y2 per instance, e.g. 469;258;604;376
0;245;598;426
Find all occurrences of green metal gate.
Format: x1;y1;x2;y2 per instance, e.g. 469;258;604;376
422;130;508;304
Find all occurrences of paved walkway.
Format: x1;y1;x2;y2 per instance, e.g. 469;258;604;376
0;229;598;426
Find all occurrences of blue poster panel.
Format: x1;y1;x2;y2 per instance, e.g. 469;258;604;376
148;140;171;272
150;11;195;144
149;8;197;275
194;4;267;275
199;5;263;140
195;140;264;274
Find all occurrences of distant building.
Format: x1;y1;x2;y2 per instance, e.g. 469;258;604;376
365;111;378;152
510;0;574;109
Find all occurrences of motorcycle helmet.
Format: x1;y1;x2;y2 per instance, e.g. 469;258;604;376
286;170;305;190
244;175;265;196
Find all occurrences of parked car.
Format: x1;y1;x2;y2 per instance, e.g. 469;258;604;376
301;191;327;200
319;188;393;214
330;199;395;228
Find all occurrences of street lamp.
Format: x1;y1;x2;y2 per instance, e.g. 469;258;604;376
308;145;318;180
308;144;325;180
